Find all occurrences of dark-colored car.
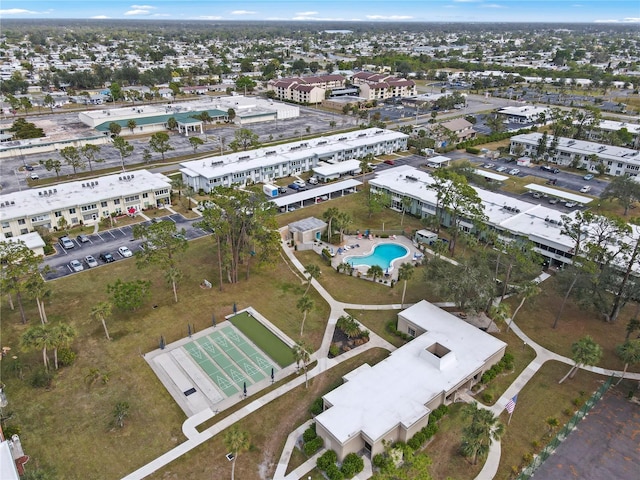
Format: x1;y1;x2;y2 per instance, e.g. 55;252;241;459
278;186;288;194
384;159;395;165
540;165;560;174
288;183;302;191
76;234;90;243
25;165;34;171
100;252;115;263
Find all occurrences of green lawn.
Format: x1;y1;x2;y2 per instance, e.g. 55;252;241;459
229;311;295;367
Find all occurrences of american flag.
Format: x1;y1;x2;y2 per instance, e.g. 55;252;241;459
505;394;518;414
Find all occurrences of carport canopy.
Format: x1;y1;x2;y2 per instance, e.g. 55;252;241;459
272;179;362;208
525;184;593;204
475;169;508;181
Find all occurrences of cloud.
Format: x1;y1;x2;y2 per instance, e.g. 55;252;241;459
230;10;257;15
296;11;318;16
131;4;156;9
482;3;504;8
366;15;414;20
125;9;151;15
91;15;110;19
0;8;39;14
594;17;640;23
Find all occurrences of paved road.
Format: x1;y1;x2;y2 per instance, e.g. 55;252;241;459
43;213;210;280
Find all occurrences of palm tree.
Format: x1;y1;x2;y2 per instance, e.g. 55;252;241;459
224;425;250;480
112;401;130;428
21;324;54;370
26;273;51;324
400;196;412;226
546;417;560;436
397;262;415;308
303;264;321;295
489;302;511;327
297;295;314;336
461;403;505;465
293;340;312;388
615;339;640;385
506;282;540;332
559;336;603;384
322;207;339;243
91;301;113;341
368;264;384;282
51;323;77;370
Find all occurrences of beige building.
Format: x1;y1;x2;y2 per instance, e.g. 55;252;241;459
351;72;417;101
267;75;346;104
0;170;172;237
315;300;506;461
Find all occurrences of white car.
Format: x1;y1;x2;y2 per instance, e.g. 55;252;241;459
118;246;133;257
509;168;520;176
70;259;84;272
496;166;508;172
293;179;306;188
84;255;98;268
579;186;592;193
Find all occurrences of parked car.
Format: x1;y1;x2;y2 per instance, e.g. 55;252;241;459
549;198;559;204
293;179;306;188
482;163;495;169
583;173;595;181
172;232;186;241
532;192;542;199
308;176;319;185
367;163;378;170
508;168;520;176
30;173;39;180
496;166;508;172
278;186;288;194
384;159;395;165
84;255;98;268
76;234;90;244
100;252;115;263
580;185;592;193
59;236;74;249
69;259;84;272
540;165;560;173
25;165;34;171
288;183;302;191
565;201;577;208
118;246;133;257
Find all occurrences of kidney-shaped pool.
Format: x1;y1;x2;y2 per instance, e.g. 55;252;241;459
345;243;409;271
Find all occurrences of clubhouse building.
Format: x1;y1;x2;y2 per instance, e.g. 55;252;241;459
315;301;506;461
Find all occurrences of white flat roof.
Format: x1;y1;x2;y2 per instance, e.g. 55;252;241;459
179;129;407;180
0;170;171;222
370;166;576;251
475;169;509;181
0;441;19;480
427;155;451;165
525;184;593;204
313;160;362;176
272;179;361;207
316;301;506;444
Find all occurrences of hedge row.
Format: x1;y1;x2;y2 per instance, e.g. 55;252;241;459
481;353;515;384
316;449;364;480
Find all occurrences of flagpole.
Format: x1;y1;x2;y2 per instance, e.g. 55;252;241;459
508;409;514;425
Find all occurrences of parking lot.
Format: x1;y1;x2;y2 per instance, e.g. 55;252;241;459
43;214;210;280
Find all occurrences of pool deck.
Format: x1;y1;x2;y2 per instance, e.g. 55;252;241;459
312;234;423;280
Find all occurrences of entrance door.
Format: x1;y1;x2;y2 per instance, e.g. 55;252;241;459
363;441;372;458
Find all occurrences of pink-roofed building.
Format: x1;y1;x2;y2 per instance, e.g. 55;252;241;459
267;74;346;103
351;72;417;100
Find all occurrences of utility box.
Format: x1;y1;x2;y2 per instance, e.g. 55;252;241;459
263;183;278;197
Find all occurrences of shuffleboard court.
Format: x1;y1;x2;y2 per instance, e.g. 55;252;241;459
183;342;238;397
195;337;250;388
230;312;295;367
209;331;265;383
220;325;277;375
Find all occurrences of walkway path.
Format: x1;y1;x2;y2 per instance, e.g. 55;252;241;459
122;237;640;480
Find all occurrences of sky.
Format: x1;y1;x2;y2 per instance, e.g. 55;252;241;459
0;0;638;24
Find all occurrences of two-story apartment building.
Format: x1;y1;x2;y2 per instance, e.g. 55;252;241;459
0;170;172;237
179;128;408;193
509;133;640;176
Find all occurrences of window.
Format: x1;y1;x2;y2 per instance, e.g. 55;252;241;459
18;219;26;225
142;193;148;198
69;208;76;214
81;204;97;212
20;228;28;235
114;199;120;205
1;221;8;228
101;201;108;207
408;327;416;337
124;195;139;202
55;211;62;218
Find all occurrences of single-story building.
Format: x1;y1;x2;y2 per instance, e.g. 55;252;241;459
315;300;507;461
313;159;362;182
286;217;327;246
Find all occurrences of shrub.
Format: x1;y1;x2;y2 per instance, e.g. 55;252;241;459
326;463;344;480
30;367;54;388
531;440;540;449
466;146;481;154
563;408;573;416
572;398;582;407
329;343;341;357
57;347;76;367
303;436;323;456
317;450;338;470
434;404;449;418
341;452;364;477
303;425;317;443
424;423;438;438
522;452;534;463
310;397;324;416
482;392;493;403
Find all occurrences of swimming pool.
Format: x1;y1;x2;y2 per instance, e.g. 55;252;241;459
345;243;409;271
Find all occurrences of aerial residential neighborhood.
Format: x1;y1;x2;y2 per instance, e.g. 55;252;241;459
0;3;639;480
